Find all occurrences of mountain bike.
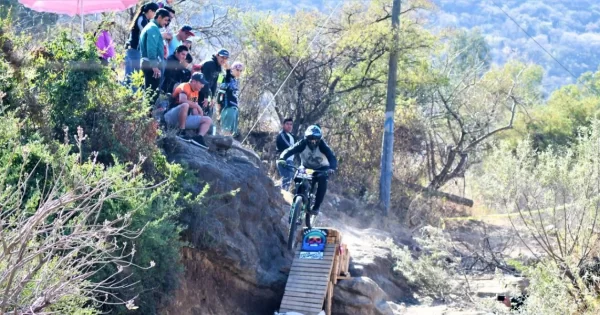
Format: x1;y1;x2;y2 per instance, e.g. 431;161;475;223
286;165;326;251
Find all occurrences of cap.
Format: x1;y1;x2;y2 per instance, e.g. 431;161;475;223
217;49;229;58
192;64;202;71
180;25;195;36
190;72;208;85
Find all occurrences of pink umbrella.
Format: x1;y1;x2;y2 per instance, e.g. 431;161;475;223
18;0;139;40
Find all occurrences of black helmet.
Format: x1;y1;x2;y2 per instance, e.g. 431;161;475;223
304;125;322;149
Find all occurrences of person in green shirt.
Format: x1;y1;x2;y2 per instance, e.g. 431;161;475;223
139;8;171;105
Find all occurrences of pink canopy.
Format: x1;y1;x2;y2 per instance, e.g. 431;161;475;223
18;0;138;16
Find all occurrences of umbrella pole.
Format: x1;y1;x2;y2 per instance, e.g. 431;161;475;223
79;0;84;43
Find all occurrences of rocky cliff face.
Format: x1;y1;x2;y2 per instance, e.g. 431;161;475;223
159;136;417;315
160;136;292;315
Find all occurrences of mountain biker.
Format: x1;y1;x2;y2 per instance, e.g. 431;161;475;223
277;125;337;215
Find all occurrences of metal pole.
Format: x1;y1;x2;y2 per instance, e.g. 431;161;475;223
379;0;401;216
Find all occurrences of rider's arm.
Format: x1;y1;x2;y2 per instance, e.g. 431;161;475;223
319;140;337;170
280;139;306;160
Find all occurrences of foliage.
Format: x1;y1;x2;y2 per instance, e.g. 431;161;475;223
505;69;600;151
413;27;544;190
479;120;600;312
388;226;459;300
0;112;156;313
0;22;185;314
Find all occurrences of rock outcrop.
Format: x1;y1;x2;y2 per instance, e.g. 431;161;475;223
160;136;292;315
159;136;419;315
333;277;394;315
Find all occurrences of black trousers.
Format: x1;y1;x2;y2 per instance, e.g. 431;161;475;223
313;174;328;210
142;61;161;105
296;173;328;210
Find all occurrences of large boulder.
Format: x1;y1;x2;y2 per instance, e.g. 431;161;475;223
160;136;292;315
333;277;394;315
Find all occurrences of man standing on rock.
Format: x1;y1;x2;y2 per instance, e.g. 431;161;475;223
164;72;212;149
139;8;171;105
276;118;296;190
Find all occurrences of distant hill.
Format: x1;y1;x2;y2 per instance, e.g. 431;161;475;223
253;0;600;92
431;0;600;92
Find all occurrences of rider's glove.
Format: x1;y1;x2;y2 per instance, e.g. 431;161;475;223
277;159;286;166
327;169;335;175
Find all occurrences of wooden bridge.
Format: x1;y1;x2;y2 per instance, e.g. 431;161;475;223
277;228;351;315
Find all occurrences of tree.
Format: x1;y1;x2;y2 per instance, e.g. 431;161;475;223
239;0;434;135
415;32;543;191
479;121;600;313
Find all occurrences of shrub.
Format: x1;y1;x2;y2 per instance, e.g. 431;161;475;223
0;22;185;314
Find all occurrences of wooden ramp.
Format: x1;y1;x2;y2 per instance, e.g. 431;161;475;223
278;228;351;315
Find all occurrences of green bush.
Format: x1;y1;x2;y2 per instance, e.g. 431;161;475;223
0;22;186;314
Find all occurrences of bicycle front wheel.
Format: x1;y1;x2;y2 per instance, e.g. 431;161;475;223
287;196;303;251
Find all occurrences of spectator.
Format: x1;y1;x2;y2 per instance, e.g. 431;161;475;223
218;61;244;136
276;118;296;190
200;49;229;134
124;2;159;84
162;45;189;94
164;72;212;148
201;49;229;100
156;0;174;8
168;25;194;56
161;6;176;57
140;8;171;104
94;21;116;66
181;53;193;81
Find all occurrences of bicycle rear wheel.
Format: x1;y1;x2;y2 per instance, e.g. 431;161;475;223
287;196;303;251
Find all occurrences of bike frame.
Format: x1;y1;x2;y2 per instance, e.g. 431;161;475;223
290;167;324;219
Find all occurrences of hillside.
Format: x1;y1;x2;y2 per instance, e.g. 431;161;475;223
253;0;599;93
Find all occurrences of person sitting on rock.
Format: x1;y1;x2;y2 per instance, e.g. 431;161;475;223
164;72;212;149
277;125;337;215
162;44;189;94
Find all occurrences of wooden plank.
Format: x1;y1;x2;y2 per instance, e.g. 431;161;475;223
280;304;323;315
332;253;340;285
289;269;332;277
325;282;333;315
281;298;323;310
284;290;325;300
292;260;334;267
280;300;323;313
286;278;329;286
285;283;328;291
282;295;325;306
284;286;328;296
287;276;330;283
280;306;323;315
285;286;328;296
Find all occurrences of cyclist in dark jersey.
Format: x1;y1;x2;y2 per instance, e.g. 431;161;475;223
278;125;337;215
